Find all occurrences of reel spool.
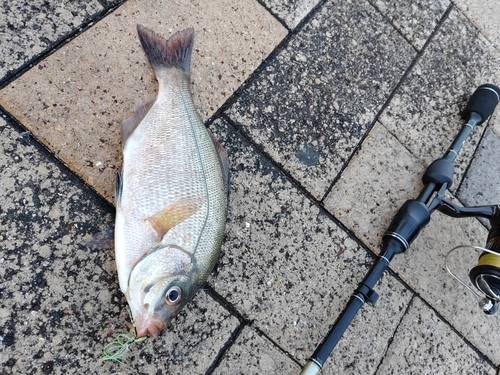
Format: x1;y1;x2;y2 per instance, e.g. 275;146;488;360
469;236;500;306
446;244;500;314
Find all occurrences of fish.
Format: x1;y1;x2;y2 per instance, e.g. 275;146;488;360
114;24;229;338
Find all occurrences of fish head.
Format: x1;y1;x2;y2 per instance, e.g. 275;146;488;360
126;245;194;337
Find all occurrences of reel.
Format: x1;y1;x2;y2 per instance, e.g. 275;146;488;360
446;243;500;314
470;236;500;304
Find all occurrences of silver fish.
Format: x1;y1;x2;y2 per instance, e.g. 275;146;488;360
114;25;229;338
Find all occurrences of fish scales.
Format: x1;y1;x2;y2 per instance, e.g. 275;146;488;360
114;25;228;338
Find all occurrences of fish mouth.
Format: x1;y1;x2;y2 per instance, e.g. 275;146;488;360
134;313;166;338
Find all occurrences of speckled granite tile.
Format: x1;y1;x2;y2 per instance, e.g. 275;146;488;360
379;7;500;192
0;0;287;201
226;0;415;199
0;0;106;81
454;0;500;49
370;0;450;50
324;122;500;364
376;297;496;375
209;118;412;373
458;127;500;208
260;0;321;29
213;326;301;375
0;117;239;374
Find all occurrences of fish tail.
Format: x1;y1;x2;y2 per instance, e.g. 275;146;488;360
136;25;194;74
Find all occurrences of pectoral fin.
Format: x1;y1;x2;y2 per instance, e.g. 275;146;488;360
146;197;205;238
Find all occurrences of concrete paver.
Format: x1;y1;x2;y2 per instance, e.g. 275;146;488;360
372;0;450;50
454;0;500;50
261;0;321;29
227;0;415;200
0;0;287;201
376;297;496;374
0;118;240;374
325;121;500;363
213;326;301;375
379;7;500;191
2;0;500;374
210;118;412;373
458;127;500;208
0;0;107;81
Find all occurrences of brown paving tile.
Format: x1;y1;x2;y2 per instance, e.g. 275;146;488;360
0;0;287;201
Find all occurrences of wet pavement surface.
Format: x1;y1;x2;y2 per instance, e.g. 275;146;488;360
2;0;500;374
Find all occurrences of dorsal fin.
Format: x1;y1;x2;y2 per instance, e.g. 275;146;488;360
121;95;155;147
136;25;194;74
115;172;123;207
207;130;230;204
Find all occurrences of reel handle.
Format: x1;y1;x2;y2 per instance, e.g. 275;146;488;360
462;84;500;124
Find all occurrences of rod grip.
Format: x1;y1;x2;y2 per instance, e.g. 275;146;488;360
462;84;500;124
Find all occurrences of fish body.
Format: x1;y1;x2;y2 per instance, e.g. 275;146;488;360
115;25;229;337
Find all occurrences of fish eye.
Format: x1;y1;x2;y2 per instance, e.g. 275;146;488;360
165;286;183;306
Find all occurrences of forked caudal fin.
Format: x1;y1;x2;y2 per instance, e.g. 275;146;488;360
136;24;194;74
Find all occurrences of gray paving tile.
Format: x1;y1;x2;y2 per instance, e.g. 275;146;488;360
209;118;412;373
0;0;108;81
325;122;426;251
379;7;500;192
376;297;496;375
260;0;321;29
325;122;500;364
226;0;415;199
213;326;301;374
0;117;239;374
455;0;500;50
458;127;500;208
0;0;287;202
371;0;450;50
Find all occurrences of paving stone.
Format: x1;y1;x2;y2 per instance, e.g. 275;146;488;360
324;122;500;364
458;127;500;208
454;0;500;49
371;0;450;50
324;122;426;251
213;326;301;375
379;7;500;192
0;117;239;375
0;0;106;81
226;0;415;200
209;118;412;373
260;0;321;29
376;297;496;375
0;0;287;201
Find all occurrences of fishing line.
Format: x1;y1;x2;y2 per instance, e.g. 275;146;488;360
102;334;147;364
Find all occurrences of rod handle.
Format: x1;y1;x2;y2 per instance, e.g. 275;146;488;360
462;84;500;124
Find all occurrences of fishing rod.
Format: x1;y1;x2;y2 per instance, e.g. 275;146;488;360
301;84;500;374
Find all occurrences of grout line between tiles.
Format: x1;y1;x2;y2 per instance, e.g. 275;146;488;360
0;106;115;211
203;321;247;375
320;3;455;203
218;112;381;261
254;0;292;33
414;293;498;369
0;0;128;90
372;294;417;375
203;284;303;371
